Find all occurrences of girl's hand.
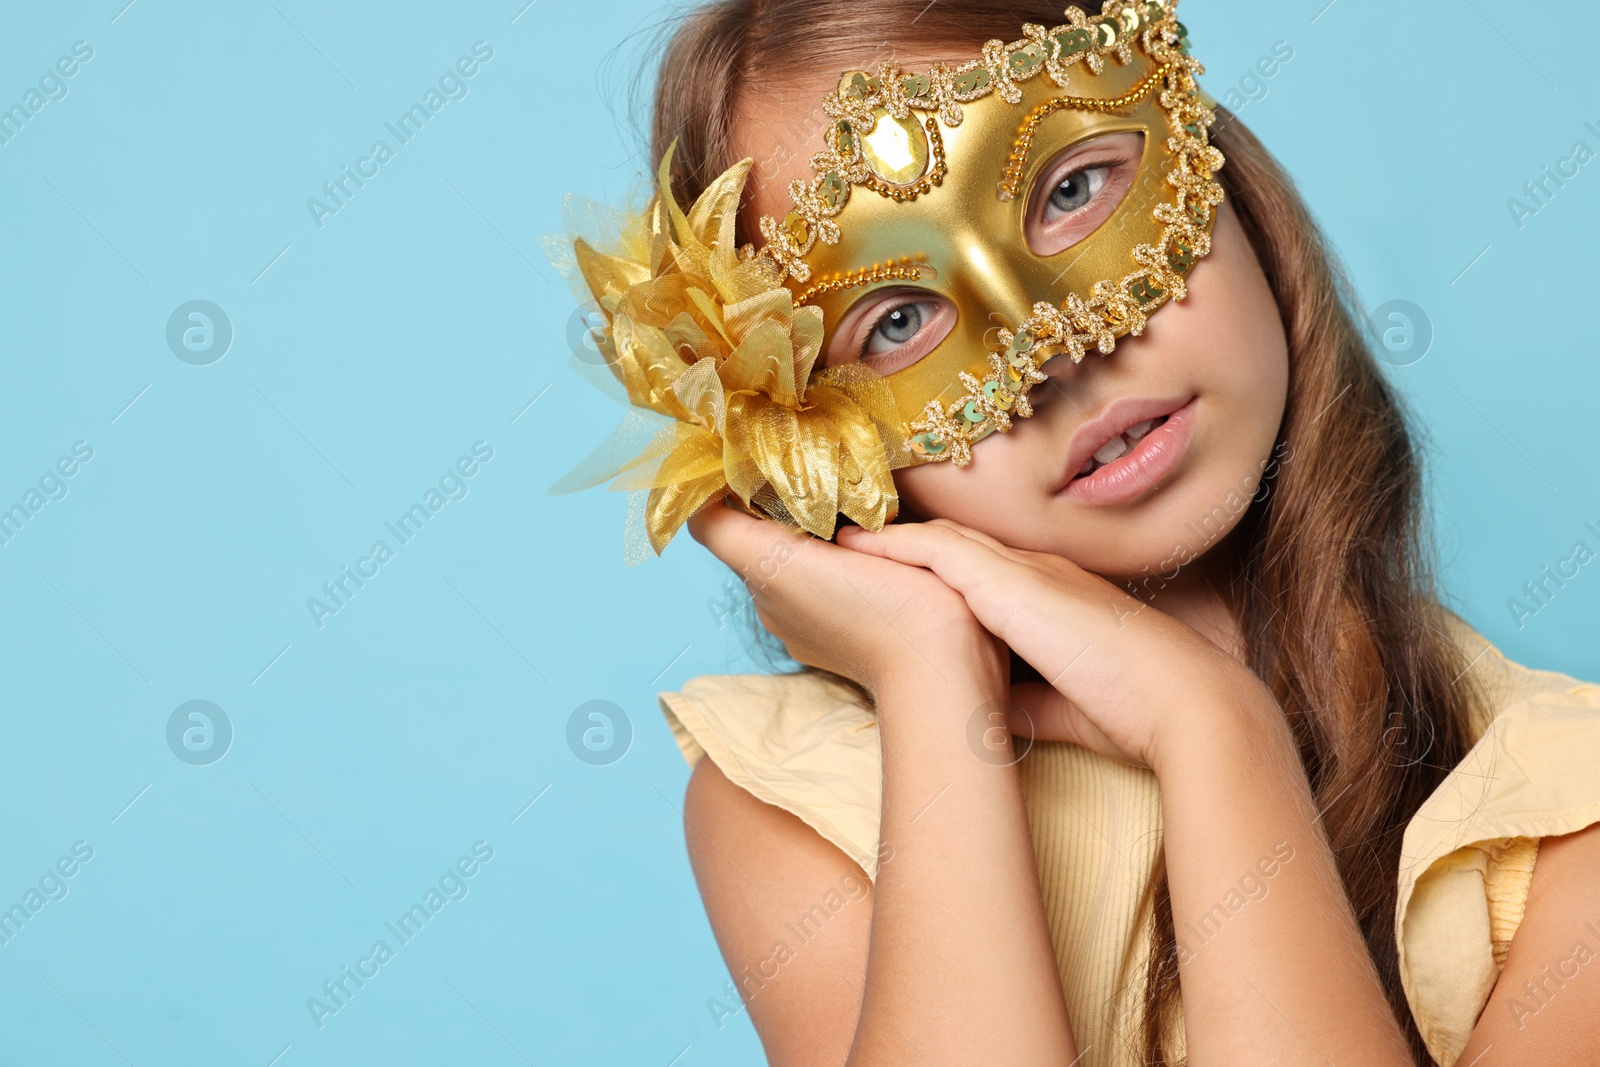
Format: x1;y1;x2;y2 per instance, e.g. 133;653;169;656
686;502;1009;701
836;518;1274;770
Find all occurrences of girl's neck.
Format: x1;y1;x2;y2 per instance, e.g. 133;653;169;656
1124;552;1247;662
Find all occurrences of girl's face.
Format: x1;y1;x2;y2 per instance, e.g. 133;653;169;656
732;68;1290;581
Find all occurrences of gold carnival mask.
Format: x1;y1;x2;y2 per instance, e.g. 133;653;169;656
548;0;1224;560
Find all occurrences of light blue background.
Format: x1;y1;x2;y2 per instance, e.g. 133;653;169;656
0;1;1594;1064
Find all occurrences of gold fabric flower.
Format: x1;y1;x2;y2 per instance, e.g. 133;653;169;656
549;141;906;560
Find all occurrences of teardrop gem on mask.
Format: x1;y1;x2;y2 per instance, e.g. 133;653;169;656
861;110;929;185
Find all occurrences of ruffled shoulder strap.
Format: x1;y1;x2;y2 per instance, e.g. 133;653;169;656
1396;620;1600;1066
658;670;886;877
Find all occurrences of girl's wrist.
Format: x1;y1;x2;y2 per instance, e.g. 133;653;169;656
866;625;1007;707
871;658;1008;719
871;664;1023;772
1147;679;1295;783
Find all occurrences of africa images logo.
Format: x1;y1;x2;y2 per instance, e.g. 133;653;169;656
306;41;494;229
306;841;495;1029
306;441;494;629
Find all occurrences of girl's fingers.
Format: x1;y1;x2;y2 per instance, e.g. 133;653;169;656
922;517;1028;561
838;521;1024;639
838;523;1033;642
685;496;755;568
837;521;1011;594
687;497;811;583
690;498;882;602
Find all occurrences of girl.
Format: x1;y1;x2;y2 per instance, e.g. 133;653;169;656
552;1;1600;1063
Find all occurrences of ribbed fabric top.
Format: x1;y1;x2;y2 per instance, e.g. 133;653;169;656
658;616;1600;1067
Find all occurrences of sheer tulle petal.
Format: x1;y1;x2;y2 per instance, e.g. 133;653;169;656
721;318;800;408
547;411;676;495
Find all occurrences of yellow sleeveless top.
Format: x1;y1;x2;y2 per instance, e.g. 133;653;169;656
657;615;1600;1067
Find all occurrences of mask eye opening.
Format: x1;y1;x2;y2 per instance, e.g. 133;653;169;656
1021;128;1149;258
819;284;959;377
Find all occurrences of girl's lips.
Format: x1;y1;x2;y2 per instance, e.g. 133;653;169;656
1055;397;1198;506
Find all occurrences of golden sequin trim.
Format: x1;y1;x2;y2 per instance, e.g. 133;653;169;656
729;0;1219;468
905;44;1224;465
751;0;1182;286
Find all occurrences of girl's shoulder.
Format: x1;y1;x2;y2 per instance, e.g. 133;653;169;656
1442;610;1600;738
657;669;884;876
1398;613;1600;1064
658;627;1600;1065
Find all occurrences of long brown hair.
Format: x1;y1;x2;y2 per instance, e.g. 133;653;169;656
626;3;1480;1062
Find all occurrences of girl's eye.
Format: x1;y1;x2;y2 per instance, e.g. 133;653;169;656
1025;131;1145;257
1045;165;1111;219
865;301;928;355
823;290;955;373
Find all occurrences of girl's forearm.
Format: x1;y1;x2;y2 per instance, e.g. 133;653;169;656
846;667;1077;1066
1153;694;1412;1065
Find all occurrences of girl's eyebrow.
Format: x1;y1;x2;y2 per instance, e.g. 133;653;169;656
793;253;931;306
